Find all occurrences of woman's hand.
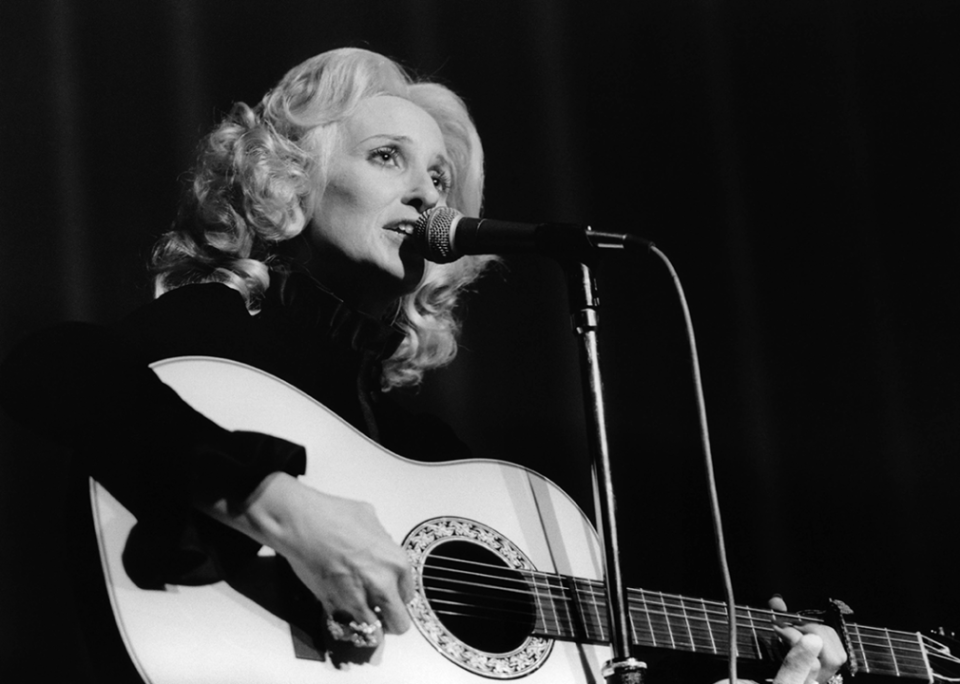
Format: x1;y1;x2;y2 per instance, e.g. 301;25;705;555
769;595;847;684
714;595;847;684
202;471;414;640
770;629;827;684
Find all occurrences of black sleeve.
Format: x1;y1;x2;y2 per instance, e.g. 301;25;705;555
0;288;306;587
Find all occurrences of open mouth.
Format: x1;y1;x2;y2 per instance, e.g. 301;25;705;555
385;221;416;236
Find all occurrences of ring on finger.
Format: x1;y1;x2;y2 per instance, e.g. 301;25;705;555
326;615;383;648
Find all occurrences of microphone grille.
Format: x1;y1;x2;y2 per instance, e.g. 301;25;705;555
413;207;462;264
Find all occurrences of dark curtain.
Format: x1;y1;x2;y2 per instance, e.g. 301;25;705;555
2;0;957;681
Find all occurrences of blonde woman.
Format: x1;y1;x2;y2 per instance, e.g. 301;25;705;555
1;47;843;683
2;47;492;644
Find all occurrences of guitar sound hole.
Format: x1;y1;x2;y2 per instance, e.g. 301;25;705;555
422;540;536;654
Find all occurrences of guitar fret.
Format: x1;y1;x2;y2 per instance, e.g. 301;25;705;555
850;622;872;672
584;579;606;642
559;576;579;640
627;596;638;647
711;605;743;658
662;594;695;651
564;577;607;643
531;572;566;639
886;628;901;677
565;577;585;639
736;607;761;661
546;577;574;636
657;592;679;649
556;577;576;639
591;582;606;642
850;624;930;678
635;590;657;648
683;597;718;654
530;570;548;635
706;602;730;655
564;579;585;640
700;597;718;654
737;608;779;660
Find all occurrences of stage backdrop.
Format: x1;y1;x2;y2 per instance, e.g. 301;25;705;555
2;1;958;681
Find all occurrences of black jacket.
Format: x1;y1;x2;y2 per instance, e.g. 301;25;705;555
0;272;469;588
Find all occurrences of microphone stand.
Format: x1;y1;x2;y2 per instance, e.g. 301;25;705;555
563;257;646;684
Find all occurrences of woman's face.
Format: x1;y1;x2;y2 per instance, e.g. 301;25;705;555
307;95;451;314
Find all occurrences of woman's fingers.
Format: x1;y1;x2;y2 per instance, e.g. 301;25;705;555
774;632;824;684
797;622;847;677
767;594;847;683
365;533;415;634
769;594;789;613
305;546;413;636
367;578;412;635
318;502;415;635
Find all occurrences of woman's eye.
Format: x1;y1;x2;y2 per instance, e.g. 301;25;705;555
432;170;452;194
371;146;400;166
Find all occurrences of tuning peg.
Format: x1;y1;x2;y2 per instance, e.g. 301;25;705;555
936;627;957;640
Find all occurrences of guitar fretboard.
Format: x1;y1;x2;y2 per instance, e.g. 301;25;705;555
526;574;932;680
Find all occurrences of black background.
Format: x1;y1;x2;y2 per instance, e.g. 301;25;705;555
1;1;958;681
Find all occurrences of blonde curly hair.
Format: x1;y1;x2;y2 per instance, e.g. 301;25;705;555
152;48;495;389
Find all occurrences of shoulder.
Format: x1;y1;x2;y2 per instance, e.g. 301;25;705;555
116;283;257;365
130;282;249;322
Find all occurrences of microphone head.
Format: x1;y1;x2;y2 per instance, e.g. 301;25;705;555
413;206;462;263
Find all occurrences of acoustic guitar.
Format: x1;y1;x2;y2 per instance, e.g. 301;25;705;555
89;357;959;683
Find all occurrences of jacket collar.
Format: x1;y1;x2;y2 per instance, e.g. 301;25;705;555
267;266;404;361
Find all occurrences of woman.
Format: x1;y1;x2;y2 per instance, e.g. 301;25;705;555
2;46;492;647
162;47;497;640
0;47;843;682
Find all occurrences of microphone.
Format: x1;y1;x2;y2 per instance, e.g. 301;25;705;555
412;207;651;264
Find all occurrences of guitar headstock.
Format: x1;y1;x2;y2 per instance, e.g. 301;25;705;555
923;629;960;683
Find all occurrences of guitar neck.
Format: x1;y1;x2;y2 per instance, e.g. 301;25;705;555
528;575;933;681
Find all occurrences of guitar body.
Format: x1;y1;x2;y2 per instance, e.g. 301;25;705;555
91;357;612;683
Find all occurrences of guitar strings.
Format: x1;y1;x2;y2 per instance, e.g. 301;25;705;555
423;592;930;676
417;553;929;672
423;552;927;646
422;553;798;627
421;588;929;675
421;556;784;639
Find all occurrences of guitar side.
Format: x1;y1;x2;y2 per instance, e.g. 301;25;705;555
91;356;613;683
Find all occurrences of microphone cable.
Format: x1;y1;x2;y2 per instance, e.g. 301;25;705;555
650;244;739;684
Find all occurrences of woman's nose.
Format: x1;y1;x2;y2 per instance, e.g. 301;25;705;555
403;169;441;212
